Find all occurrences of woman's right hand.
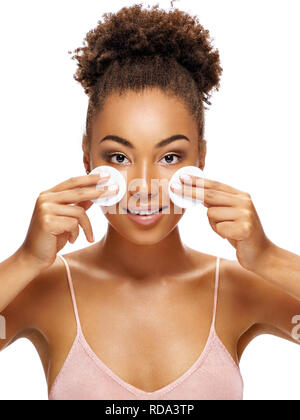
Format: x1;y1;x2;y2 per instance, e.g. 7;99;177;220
20;173;119;271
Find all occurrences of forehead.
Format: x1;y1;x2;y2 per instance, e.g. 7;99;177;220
90;88;197;141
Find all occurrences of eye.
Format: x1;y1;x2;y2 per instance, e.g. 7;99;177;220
104;153;130;165
160;153;182;165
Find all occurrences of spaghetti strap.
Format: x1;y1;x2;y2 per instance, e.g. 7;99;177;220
211;256;220;327
57;254;82;333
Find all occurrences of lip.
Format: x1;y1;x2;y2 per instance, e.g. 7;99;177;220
124;206;168;226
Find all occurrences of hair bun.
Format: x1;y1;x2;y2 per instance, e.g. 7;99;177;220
69;3;222;104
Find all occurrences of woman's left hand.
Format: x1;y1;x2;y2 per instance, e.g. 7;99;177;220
170;174;272;270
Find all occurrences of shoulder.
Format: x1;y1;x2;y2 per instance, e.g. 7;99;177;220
0;254;71;351
216;255;300;347
191;250;257;328
188;248;247;302
191;248;300;328
191;251;300;355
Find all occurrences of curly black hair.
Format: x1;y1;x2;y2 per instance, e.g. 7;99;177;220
68;2;223;152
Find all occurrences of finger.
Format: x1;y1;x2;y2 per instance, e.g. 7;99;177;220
207;206;241;223
47;215;78;236
46;202;94;242
214;221;247;241
206;215;239;247
76;200;94;212
182;186;242;207
46;173;110;193
207;217;235;239
179;174;245;195
203;189;244;207
170;183;204;201
44;183;119;205
68;224;79;244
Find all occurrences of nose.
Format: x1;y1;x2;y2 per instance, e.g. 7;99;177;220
127;166;160;203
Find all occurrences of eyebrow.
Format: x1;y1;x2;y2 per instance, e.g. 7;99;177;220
98;134;190;149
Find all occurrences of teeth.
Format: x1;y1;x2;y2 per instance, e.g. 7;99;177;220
130;209;160;215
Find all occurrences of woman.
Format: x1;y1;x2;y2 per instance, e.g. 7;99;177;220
0;3;300;400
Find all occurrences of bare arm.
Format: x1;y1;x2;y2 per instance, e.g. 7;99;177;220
226;259;300;347
0;247;45;313
247;240;300;301
182;173;300;301
0;173;114;351
0;258;61;354
0;173;113;313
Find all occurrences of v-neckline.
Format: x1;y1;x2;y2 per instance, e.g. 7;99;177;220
76;321;216;397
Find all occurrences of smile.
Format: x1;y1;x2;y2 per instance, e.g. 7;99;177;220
128;208;161;216
121;205;169;226
125;206;168;215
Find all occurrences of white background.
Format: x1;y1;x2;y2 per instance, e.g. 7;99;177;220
0;0;299;400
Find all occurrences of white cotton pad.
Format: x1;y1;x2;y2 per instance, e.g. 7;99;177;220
168;165;205;208
89;165;126;206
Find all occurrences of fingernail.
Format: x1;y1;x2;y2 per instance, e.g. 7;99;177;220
99;170;110;178
180;174;191;182
171;182;182;191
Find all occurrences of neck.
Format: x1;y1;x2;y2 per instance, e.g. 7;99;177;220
97;224;190;280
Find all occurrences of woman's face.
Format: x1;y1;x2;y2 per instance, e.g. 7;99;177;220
84;88;206;245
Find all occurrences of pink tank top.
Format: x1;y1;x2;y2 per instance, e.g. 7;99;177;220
49;255;243;400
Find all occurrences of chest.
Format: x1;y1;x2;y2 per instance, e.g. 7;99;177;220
48;278;236;393
87;292;212;390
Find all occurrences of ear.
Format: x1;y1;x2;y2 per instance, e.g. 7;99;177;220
198;139;207;171
82;134;91;174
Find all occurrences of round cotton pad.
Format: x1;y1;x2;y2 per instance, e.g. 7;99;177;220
89;165;126;206
168;165;204;209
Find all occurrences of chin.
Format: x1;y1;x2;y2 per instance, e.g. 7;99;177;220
125;230;172;246
106;214;181;245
